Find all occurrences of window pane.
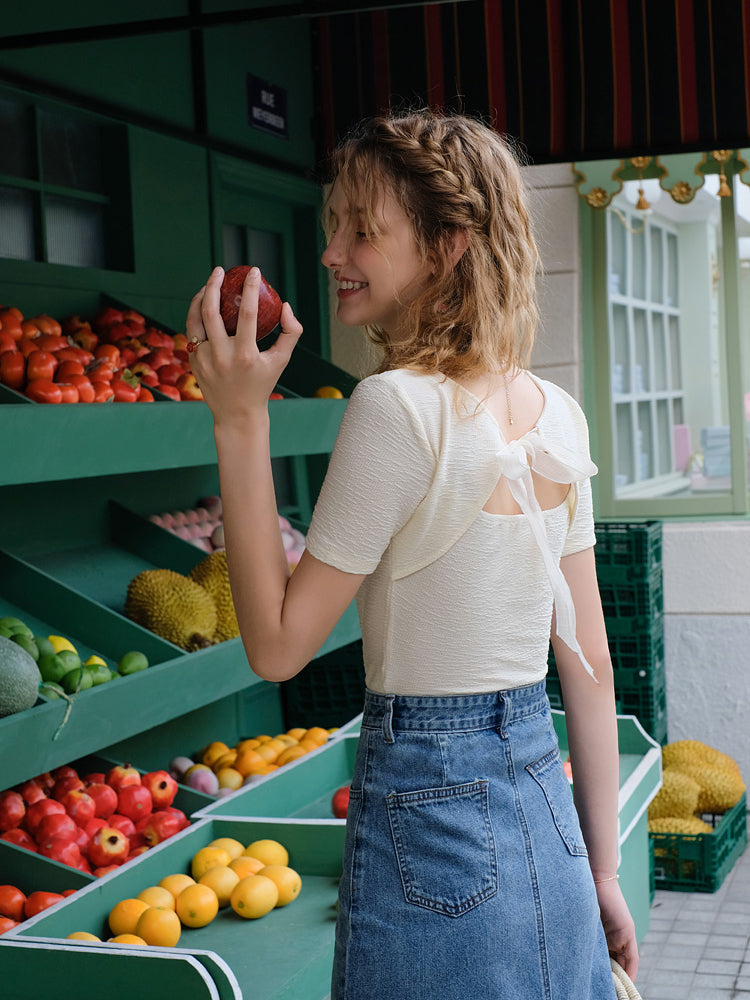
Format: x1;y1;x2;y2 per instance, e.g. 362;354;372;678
0;186;36;260
40;109;104;193
248;228;282;290
46;195;106;268
606;182;732;499
0;97;35;178
222;223;246;269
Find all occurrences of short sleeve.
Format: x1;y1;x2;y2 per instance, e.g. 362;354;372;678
305;374;436;575
561;478;596;557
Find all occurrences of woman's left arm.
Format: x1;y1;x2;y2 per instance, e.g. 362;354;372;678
552;546;639;979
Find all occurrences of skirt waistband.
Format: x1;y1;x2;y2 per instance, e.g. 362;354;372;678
361;680;549;734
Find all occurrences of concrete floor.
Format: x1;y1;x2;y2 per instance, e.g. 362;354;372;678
635;832;750;999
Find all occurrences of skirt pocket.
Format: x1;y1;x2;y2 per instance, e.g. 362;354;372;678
526;748;588;856
385;779;497;917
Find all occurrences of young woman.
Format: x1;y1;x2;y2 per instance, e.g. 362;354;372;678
186;109;638;999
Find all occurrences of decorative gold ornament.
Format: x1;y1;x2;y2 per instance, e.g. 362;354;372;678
628;156;652;210
586;187;610;208
710;150;733;197
670;180;694;204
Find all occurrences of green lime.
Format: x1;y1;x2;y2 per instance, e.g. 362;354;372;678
55;649;81;672
61;667;94;694
39;681;65;700
0;625;14;639
11;633;39;661
87;662;113;686
117;651;149;676
34;636;56;658
38;653;75;685
0;616;32;636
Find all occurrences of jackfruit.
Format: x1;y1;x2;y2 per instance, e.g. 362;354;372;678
124;568;217;651
648;816;714;835
659;739;746;814
662;740;743;780
648;768;701;820
188;551;240;643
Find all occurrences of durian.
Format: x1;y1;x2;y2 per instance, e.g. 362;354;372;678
188;551;240;643
647;769;701;820
124;568;217;651
648;816;714;835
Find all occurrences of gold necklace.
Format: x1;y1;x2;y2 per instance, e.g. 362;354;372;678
504;371;513;426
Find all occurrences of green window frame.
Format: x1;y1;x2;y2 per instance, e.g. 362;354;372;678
582;178;749;519
0;85;133;273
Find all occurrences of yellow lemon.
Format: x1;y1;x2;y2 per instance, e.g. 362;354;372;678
257;865;302;906
313;385;344;399
48;635;77;654
235;737;261;752
176;883;219;928
254;743;281;764
109;933;148;945
159;873;196;901
191;845;232;880
229;855;265;879
207;837;246;860
216;766;243;790
199;864;240;907
243;839;289;867
276;745;308;766
67;931;100;941
201;741;230;767
274;734;299;747
84;655;107;667
213;750;238;772
135;906;182;947
286;727;307;741
137;885;176;910
303;726;330;746
229;875;279;919
234;747;266;777
108;898;149;937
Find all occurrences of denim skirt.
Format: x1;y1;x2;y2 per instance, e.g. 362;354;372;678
331;681;616;1000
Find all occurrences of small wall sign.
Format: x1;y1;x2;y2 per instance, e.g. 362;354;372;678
247;74;288;139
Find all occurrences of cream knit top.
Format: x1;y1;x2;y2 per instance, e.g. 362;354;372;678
305;369;598;696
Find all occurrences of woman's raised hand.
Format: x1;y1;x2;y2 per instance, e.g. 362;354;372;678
185;265;303;425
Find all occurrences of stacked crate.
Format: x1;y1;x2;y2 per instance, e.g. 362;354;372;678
547;520;667;743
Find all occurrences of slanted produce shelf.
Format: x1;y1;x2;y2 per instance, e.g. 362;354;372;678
8;816;345;1000
0;392;348;487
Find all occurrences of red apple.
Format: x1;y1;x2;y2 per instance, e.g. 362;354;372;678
142;809;185;847
105;763;141;791
176;372;203;401
24;891;64;918
93;864;122;878
14;779;48;806
127;845;149;862
86;826;130;868
39;836;82;868
142;348;174;371
117;784;152;823
140;328;173;350
1;828;37;851
84;816;108;838
164;806;190;830
94;306;123;331
141;770;178;809
24;797;65;835
36;812;78;844
51;775;84;802
51;765;79;782
331;784;351;819
62;788;96;828
219;265;282;338
156;383;181;401
155;362;186;387
108;813;136;839
0;791;26;832
86;782;118;819
75;856;92;874
82;771;106;786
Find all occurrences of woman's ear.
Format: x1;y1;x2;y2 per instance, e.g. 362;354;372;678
449;227;470;267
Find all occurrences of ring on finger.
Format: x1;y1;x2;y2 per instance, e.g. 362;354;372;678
186;335;207;354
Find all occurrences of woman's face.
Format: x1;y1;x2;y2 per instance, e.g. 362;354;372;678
321;179;433;337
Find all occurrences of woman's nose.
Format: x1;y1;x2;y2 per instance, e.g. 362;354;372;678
321;230;346;269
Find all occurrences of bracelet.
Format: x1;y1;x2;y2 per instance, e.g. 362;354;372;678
593;874;620;885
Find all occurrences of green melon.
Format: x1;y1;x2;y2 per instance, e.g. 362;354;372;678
0;635;42;717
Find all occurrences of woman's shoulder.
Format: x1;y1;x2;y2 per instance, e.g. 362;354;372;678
351;368;450;415
529;372;593;455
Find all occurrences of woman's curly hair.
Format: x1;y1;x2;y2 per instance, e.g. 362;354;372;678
323;108;540;379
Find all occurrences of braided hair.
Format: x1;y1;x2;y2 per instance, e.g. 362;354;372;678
323;108;540;379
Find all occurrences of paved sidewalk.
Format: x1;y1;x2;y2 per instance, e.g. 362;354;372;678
635;830;750;999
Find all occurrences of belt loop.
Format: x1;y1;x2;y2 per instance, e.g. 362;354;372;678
497;691;509;737
382;694;395;744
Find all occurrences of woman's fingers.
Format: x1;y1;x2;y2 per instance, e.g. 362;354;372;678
200;266;231;341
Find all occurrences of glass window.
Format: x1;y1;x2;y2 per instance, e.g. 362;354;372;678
605;176;733;501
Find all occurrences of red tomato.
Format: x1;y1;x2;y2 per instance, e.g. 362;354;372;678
57;382;79;404
18;337;40;358
0;351;25;391
23;891;64;919
34;333;67;353
86;359;114;382
54;359;85;382
56;345;93;366
155;383;180;401
0;331;17;354
0;885;26;922
91;380;114;403
94;343;120;367
26;349;58;382
111;377;139;403
68;374;95;403
25;379;62;404
137;386;154;402
0;916;19;935
20;319;40;338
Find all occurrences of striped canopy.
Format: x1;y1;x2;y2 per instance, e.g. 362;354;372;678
315;0;750;165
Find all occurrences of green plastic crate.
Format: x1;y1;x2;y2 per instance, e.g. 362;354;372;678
615;672;668;745
594;521;663;583
281;640;366;731
599;572;664;634
650;793;748;892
